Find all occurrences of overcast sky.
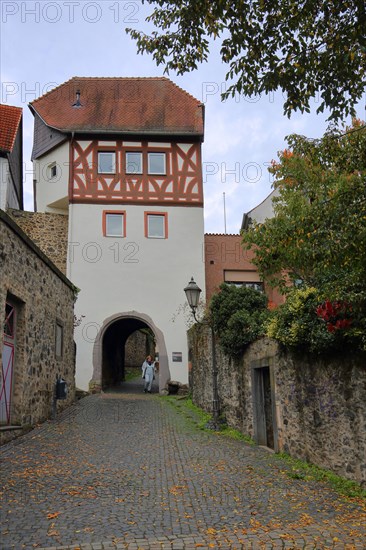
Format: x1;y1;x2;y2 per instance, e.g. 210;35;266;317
1;0;364;233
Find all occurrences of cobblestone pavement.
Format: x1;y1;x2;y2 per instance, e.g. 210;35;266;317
0;379;365;550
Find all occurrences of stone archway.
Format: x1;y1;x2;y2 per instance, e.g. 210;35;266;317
90;311;170;393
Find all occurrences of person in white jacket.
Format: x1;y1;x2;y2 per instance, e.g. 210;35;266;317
141;355;156;393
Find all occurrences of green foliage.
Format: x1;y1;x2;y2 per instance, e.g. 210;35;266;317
242;120;366;351
277;453;366;499
266;287;336;352
127;1;366;120
165;396;255;443
210;284;270;357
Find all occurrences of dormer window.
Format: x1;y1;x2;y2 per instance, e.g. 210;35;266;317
98;152;115;174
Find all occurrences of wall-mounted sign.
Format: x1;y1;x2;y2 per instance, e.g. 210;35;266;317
172;352;182;362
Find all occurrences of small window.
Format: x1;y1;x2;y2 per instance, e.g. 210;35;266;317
4;303;15;338
48;163;57;179
98;152;115;174
126;152;143;174
145;213;167;239
148;152;166;175
103;211;126;237
55;322;63;358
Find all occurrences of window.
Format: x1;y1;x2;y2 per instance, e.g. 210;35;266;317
148;152;166;175
224;270;263;291
48;163;57;179
103;211;126;237
126;152;142;174
226;281;264;292
98;152;115;174
4;303;15;338
55;322;63;358
145;212;167;239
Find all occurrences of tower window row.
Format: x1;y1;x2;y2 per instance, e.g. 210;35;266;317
98;152;166;176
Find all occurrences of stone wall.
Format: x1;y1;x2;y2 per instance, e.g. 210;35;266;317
7;209;68;274
0;210;75;444
125;330;154;368
189;326;366;485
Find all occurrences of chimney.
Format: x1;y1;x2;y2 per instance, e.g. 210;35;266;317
73;90;82;108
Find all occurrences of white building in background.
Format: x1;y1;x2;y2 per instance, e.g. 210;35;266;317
241;188;280;230
30;77;206;391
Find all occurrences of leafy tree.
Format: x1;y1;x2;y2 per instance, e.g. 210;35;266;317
127;1;366;120
242;119;366;348
266;287;354;353
209;284;270;357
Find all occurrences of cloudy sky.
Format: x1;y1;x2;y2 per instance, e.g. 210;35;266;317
1;0;364;233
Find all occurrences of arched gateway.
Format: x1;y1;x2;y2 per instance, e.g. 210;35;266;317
90;311;170;393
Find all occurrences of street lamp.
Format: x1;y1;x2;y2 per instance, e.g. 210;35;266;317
184;277;201;321
184;277;220;430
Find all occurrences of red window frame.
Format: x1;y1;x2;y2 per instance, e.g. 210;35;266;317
144;212;168;239
102;210;127;238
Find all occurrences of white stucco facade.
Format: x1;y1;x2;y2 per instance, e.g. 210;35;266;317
68;202;205;390
33;142;69;213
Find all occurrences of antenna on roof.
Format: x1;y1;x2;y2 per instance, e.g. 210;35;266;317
223;192;227;234
73;90;82;108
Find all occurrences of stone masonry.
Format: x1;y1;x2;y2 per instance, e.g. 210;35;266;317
189;326;366;485
7;209;68;274
0;210;75;443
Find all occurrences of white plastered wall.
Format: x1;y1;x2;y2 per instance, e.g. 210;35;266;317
33;141;69;213
68;203;205;390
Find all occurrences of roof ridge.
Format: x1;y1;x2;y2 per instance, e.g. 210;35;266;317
30;76;76;105
30;76;202;106
166;79;203;106
0;103;23;112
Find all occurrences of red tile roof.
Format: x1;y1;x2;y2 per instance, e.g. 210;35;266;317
29;77;204;137
0;104;22;152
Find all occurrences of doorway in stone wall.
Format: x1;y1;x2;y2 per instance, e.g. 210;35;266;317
252;365;278;450
1;301;16;425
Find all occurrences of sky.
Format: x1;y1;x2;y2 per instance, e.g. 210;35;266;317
1;0;365;234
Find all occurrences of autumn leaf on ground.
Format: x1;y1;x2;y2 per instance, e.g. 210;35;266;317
47;522;59;536
47;512;60;519
169;485;187;495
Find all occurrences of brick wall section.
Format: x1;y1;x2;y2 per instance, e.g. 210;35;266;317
204;234;284;307
7;209;68;274
189;327;366;485
0;211;75;443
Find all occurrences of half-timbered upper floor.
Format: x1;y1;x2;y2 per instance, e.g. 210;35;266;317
29;77;205;212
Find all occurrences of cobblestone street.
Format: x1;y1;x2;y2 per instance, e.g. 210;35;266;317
0;380;365;550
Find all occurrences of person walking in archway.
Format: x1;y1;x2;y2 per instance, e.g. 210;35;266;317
142;355;156;393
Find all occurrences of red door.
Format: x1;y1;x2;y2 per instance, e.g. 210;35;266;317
1;303;15;424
